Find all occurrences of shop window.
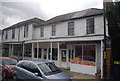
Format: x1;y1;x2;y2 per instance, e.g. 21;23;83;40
61;50;66;62
69;49;74;62
43;49;47;59
72;45;96;66
83;45;95;61
52;48;58;60
75;46;82;60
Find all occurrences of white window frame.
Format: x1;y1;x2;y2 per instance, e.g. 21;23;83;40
68;21;74;35
86;18;94;34
24;25;28;38
52;24;56;36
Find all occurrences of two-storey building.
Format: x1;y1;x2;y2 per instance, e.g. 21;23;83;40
2;8;108;76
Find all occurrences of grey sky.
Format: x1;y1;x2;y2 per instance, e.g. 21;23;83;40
0;0;105;29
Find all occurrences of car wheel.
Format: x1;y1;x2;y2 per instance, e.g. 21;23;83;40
13;75;18;81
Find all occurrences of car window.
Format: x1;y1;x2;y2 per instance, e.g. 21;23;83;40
22;62;30;71
2;59;17;65
29;63;39;73
17;62;23;68
38;63;61;75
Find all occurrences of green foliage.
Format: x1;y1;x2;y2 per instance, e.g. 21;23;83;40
106;1;120;61
106;1;120;40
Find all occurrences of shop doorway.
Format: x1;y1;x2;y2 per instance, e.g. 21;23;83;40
60;49;74;68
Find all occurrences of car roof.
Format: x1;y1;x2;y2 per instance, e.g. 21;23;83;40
19;60;51;64
0;57;14;59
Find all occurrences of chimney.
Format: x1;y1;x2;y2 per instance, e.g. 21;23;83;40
104;0;113;10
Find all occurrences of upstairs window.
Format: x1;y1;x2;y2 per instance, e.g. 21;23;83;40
40;27;44;37
12;28;15;39
24;25;28;37
86;18;94;34
5;31;8;39
68;21;74;35
52;24;56;36
2;31;4;39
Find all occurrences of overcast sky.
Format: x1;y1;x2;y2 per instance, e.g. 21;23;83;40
0;0;114;29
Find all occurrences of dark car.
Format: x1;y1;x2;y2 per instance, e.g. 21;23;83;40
13;60;71;81
0;57;18;78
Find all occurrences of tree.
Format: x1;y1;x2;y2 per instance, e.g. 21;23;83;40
106;1;120;61
106;1;120;78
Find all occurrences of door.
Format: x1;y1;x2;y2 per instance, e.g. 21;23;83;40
60;49;68;68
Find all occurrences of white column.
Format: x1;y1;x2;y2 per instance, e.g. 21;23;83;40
37;42;39;59
101;40;103;79
22;43;24;60
9;44;11;57
50;42;53;61
46;48;49;60
66;49;69;68
57;42;60;61
57;42;60;66
32;43;34;59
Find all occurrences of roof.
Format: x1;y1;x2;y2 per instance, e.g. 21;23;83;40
36;8;103;26
3;17;45;30
19;60;51;64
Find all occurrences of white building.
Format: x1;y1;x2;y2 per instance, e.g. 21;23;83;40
2;8;108;77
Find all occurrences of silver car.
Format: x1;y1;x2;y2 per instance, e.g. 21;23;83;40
13;60;71;81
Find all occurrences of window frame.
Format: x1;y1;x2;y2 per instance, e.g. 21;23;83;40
24;24;29;38
86;18;94;34
68;21;74;35
5;30;8;39
12;28;15;39
52;24;56;36
40;27;44;37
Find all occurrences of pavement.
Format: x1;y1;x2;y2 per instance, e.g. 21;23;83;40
60;68;99;79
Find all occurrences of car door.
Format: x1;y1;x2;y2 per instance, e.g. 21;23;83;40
15;62;31;80
26;63;43;80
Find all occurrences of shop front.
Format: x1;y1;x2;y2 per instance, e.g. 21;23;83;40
24;39;102;76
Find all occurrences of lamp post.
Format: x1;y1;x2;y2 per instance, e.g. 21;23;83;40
103;0;107;79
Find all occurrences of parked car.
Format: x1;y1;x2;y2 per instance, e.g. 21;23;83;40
13;60;71;81
0;57;18;78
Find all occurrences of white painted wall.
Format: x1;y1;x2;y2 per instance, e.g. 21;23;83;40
33;15;105;40
2;27;19;42
19;24;33;41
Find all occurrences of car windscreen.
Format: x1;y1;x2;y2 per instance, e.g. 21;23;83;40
38;63;61;76
2;58;17;65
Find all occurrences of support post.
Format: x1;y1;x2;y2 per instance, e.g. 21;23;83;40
101;40;104;79
32;43;34;59
50;42;53;61
57;42;60;66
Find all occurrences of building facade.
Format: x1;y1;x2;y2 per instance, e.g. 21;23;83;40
2;8;108;77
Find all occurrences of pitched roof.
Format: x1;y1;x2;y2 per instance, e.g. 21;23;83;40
3;17;45;30
46;8;103;24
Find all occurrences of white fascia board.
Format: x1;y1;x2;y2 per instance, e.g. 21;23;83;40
25;35;104;43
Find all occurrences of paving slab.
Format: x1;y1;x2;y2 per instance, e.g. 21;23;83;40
60;68;99;79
